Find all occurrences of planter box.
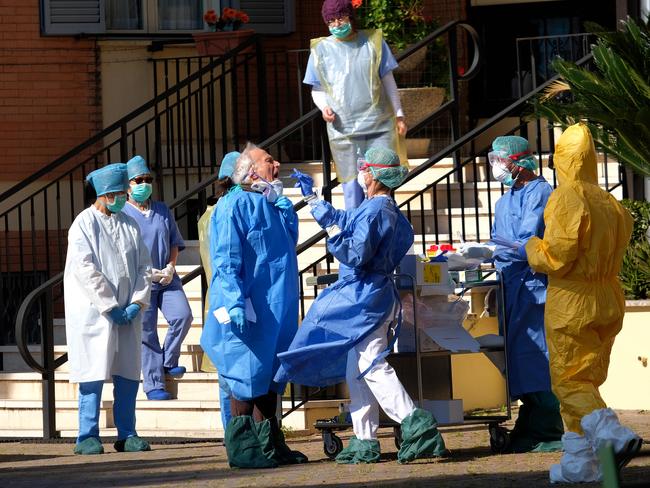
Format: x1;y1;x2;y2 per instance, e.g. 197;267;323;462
193;29;254;56
399;86;446;158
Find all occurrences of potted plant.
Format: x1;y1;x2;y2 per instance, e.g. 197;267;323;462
193;7;253;56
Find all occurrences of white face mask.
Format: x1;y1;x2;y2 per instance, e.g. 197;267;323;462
491;164;515;186
251;178;283;203
357;171;368;193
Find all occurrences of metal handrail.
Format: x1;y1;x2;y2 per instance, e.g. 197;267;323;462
12;19;482;434
0;34;260;207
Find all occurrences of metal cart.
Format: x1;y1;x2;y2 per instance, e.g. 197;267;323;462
307;269;512;459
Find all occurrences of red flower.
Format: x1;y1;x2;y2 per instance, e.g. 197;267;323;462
222;7;235;20
351;0;363;8
203;9;218;24
239;12;250;23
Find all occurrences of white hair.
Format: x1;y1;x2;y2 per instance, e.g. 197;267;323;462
230;142;259;184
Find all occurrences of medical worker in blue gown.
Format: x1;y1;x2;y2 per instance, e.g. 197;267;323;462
197;151;240;431
64;163;152;455
200;143;307;469
276;147;447;464
123;156;193;401
489;136;564;452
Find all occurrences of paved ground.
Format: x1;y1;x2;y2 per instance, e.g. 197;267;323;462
1;410;649;488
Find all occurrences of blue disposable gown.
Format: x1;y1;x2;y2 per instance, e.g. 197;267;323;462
492;176;553;398
200;188;299;400
274;196;414;387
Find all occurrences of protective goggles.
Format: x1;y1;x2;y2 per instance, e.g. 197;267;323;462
487;149;532;168
356;159;400;172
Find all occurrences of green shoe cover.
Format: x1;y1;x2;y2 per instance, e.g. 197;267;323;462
257;418;308;465
398;408;448;463
225;415;278;469
74;437;104;455
114;435;151;452
531;440;563;453
335;437;381;464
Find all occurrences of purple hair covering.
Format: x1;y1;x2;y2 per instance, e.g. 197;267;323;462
321;0;353;23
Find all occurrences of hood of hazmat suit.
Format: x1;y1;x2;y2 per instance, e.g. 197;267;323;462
524;123;633;433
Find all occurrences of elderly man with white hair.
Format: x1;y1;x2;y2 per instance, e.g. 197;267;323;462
200;143;307;469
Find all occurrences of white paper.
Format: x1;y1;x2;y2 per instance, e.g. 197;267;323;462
245;298;257;323
422;325;480;352
214;306;231;324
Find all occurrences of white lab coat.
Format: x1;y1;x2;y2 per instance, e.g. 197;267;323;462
64;206;152;383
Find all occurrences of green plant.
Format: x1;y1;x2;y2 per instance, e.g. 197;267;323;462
531;16;650;177
619;199;650;299
355;0;438;51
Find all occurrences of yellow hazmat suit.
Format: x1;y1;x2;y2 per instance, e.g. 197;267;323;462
525;123;633;434
198;205;217;373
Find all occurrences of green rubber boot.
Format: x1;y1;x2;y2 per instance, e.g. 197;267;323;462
397;408;448;463
508;392;564;453
114;435;151;452
257;418;308;465
335;437;381;464
73;437;104;455
225;415;278;469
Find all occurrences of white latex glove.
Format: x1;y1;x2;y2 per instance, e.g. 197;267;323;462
151;268;164;283
159;263;175;286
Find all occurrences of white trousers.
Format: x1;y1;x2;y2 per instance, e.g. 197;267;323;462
346;316;416;440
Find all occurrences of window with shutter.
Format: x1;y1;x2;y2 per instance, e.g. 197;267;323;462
234;0;295;34
42;0;106;35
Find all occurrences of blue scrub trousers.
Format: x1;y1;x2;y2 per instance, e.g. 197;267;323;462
77;375;139;443
218;372;232;430
141;283;193;393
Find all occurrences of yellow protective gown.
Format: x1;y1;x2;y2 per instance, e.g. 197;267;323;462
525;123;633;433
198;205;217;373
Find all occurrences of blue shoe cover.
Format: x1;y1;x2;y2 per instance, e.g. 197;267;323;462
146;389;172;401
164;366;186;377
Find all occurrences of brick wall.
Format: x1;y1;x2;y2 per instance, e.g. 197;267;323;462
0;0;101;182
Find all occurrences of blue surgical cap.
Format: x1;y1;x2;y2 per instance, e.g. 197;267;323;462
218;151;241;179
492;136;538;171
86;163;129;196
126;155;150;180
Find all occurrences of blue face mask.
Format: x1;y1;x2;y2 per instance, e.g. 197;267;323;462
329;22;352;39
130;183;152;203
105;194;127;213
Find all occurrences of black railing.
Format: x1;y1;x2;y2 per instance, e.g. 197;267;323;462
13;20;482;435
515;32;594;97
0;35;264;340
285;53;625;416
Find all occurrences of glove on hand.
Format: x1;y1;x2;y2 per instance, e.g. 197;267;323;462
151;268;164;283
291;168;314;197
108;307;128;326
311;201;336;229
124;303;141;322
229;307;247;334
159;263;175;286
274;195;294;211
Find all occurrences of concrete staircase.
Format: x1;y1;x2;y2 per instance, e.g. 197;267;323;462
0;154;622;438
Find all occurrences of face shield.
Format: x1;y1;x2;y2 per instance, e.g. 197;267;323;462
488;150;516;186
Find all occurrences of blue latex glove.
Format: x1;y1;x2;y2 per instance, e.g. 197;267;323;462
311;200;337;229
229;307;247;334
274;195;293;211
291;168;314;197
124;303;141;322
108;307;128;326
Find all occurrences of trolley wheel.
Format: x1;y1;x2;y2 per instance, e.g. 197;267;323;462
488;423;510;454
322;430;343;459
393;426;403;450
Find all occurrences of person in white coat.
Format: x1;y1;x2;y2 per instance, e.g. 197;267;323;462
64;163;153;455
